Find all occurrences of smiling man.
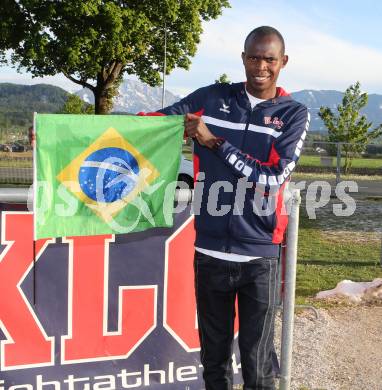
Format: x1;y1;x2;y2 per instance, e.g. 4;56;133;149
156;26;309;390
242;27;288;99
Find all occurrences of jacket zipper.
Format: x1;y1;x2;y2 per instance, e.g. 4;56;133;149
224;106;256;253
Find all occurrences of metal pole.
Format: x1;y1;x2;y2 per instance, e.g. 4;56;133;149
0;187;193;204
275;241;286;308
279;189;301;390
33;240;36;305
161;24;167;109
0;187;30;203
336;142;341;185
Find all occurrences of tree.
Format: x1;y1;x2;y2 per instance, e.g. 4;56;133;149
0;1;25;55
215;73;230;84
319;82;382;173
59;94;94;114
0;0;230;114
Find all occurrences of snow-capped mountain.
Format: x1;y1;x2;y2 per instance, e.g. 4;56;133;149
75;80;382;132
76;79;180;114
292;90;382;132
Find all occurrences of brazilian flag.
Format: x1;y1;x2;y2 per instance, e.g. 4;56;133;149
34;114;184;239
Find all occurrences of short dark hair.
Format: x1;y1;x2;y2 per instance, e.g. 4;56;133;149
244;26;285;55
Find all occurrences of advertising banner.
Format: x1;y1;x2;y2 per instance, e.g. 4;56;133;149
0;207;243;389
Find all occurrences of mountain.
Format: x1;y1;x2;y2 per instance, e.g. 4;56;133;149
0;83;68;128
1;81;382;134
76;79;180;114
291;89;382;132
76;81;382;131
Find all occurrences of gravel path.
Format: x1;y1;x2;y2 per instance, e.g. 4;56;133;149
274;306;382;390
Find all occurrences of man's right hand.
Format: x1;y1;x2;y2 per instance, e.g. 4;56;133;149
184;113;218;148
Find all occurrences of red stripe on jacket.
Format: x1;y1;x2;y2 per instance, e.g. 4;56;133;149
137;111;166;116
260;144;289;243
272;181;289;243
250;140;289;243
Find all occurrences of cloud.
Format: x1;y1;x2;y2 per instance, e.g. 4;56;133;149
285;28;382;93
2;0;382;97
166;0;382;95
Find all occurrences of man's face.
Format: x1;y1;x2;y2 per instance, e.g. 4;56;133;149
242;34;288;99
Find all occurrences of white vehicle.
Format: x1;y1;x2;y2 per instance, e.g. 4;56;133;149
177;155;194;189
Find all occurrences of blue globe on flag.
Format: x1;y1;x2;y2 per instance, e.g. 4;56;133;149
79;147;140;203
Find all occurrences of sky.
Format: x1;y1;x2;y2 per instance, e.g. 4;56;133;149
1;0;382;96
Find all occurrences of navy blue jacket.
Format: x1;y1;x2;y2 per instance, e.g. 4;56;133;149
159;82;309;257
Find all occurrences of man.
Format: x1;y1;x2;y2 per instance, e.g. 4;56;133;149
157;26;309;390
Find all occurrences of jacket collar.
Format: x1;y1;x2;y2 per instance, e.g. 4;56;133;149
235;82;292;108
276;87;290;97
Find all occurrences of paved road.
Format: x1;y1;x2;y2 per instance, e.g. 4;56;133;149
292;178;382;197
354;180;382;197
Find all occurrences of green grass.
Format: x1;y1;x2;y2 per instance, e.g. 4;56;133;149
0;160;32;168
0;151;32;168
295;205;382;305
298;213;380;262
292;171;382;181
183;147;382;172
299;154;382;169
296;261;382;306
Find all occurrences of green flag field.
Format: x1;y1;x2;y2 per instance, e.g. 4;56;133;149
34;114;184;239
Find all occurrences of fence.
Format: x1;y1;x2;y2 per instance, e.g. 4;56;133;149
296;141;382;182
1;142;381;185
0;187;302;390
1;143;381;292
0;151;33;185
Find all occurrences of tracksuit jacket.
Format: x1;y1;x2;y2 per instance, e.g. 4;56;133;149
158;82;310;258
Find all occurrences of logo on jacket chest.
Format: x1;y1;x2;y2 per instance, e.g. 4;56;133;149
264;116;284;129
219;103;230;114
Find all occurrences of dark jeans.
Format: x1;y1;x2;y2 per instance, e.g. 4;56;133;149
194;251;278;390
